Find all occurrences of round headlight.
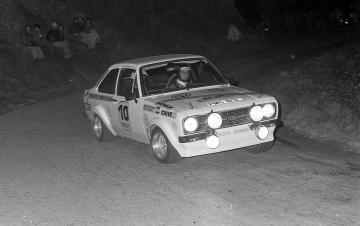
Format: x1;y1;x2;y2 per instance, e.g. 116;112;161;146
184;117;198;132
256;126;269;140
249;106;264;122
263;104;275;118
207;113;222;129
205;135;220;149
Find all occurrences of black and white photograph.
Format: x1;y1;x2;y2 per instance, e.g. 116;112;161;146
0;0;359;225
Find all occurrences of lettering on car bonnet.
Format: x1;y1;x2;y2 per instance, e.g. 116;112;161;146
206;98;243;106
156;102;174;109
197;94;238;102
171;93;191;99
161;110;176;118
143;104;156;112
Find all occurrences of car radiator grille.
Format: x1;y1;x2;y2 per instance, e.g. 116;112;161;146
221;108;251;128
196;108;251;132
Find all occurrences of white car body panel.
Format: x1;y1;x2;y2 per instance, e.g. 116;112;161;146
84;54;279;158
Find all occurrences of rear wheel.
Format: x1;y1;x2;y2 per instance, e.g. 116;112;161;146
246;141;274;154
151;128;181;163
92;115;113;141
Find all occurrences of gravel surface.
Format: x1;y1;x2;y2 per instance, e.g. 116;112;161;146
1;33;360;225
0;93;359;226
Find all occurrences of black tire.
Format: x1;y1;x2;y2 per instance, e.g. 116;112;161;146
151;128;182;163
92;114;113;142
246;141;274;154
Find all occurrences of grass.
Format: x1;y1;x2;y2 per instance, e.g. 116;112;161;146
267;42;360;153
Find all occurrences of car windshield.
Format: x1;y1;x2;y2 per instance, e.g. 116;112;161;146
140;58;227;96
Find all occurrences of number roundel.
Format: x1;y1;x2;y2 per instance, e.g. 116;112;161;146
119;102;129;121
123;105;129;121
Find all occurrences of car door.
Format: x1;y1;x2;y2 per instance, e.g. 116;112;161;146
113;67;147;142
96;67;121;132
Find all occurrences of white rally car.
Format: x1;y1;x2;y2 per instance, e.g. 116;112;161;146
83;54;280;163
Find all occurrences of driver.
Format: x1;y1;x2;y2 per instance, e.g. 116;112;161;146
175;66;191;88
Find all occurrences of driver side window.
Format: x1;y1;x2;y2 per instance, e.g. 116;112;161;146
117;68;139;98
98;68;119;94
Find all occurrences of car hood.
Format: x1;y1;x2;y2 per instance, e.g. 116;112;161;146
144;85;275;115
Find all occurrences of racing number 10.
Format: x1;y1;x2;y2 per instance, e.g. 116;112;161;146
119;104;129;121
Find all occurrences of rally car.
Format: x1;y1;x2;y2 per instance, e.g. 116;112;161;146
83;54;280;163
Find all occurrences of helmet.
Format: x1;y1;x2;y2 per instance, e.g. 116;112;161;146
179;66;190;81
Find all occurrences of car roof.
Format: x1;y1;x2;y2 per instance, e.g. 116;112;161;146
109;54;204;69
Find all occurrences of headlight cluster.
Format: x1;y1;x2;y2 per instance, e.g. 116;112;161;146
205;134;220;149
249;103;276;122
184;117;199;132
207;113;222;129
184;112;223;133
256;126;269;140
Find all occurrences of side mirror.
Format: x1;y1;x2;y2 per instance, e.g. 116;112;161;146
228;77;239;86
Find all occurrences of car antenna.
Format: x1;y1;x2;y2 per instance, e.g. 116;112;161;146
189;102;193;110
258;83;264;98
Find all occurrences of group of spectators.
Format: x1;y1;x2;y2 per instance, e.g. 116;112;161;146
22;14;100;61
329;5;359;26
267;11;327;32
251;3;360;37
69;15;100;49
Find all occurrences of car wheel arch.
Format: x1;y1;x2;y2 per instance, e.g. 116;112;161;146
149;124;157;138
92;105;116;136
150;125;182;163
149;121;177;148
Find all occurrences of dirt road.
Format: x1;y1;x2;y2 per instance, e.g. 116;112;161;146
1;32;360;225
0;91;359;226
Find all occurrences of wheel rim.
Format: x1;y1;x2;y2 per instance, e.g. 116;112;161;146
152;132;168;159
93;117;102;138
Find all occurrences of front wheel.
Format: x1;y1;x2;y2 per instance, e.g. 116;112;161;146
151;128;181;163
246;141;274;154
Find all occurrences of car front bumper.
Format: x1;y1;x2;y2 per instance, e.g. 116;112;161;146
174;120;279;157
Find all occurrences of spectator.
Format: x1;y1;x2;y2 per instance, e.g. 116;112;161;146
256;14;270;39
227;23;242;41
80;17;100;49
68;16;84;35
78;14;85;30
32;24;46;46
46;22;72;59
84;17;94;33
22;24;44;61
58;24;65;41
350;5;359;24
330;8;342;26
